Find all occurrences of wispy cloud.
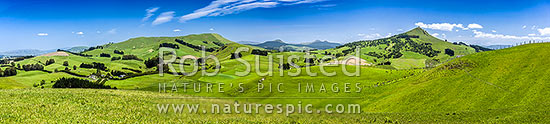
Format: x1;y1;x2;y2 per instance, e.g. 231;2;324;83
142;7;159;22
472;30;550;40
179;0;328;22
37;33;48;36
357;33;382;40
152;11;175;25
415;22;483;31
76;32;84;35
173;29;181;32
107;29;117;34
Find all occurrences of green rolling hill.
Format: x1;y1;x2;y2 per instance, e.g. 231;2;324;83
359;43;550;122
82;33;234;59
1;30;549;123
328;27;481;69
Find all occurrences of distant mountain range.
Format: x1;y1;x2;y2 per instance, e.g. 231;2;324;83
236;41;261;45
0;46;88;57
249;39;341;51
300;40;342;50
0;49;56;56
484;45;512;50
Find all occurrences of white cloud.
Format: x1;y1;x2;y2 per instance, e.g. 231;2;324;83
107;29;117;34
415;22;464;31
357;33;382;39
522;25;527;29
142;7;159;22
397;29;403;31
179;0;328;22
37;33;48;36
467;23;483;29
528;33;536;36
537;27;550;36
531;26;537;30
415;22;484;31
210;28;215;31
472;30;550;40
491;30;496;33
173;29;181;32
432;33;440;37
152;11;175;25
76;32;84;35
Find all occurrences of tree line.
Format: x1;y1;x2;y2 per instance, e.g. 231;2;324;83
159;43;180;49
0;67;17;77
175;39;217;52
79;62;107;71
52;77;116;89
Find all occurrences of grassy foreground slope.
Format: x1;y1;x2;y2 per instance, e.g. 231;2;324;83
361;43;550;122
3;88;548;123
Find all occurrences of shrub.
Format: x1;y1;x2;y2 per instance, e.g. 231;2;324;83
114;50;124;54
63;61;69;66
378;61;392;65
144;57;160;68
45;59;55;66
111;56;121;61
445;49;455;56
159;43;179;49
100;53;111;57
52;77;115;89
174;39;216;52
230;52;243;59
22;64;44;71
79;62;107;70
251;49;269;56
122;55;142;61
2;67;17;76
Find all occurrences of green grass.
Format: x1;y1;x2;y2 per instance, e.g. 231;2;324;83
1;33;549;123
390;59;426;69
1;88;548;123
361;43;550;115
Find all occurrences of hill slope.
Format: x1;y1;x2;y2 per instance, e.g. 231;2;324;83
83;33;234;59
333;27;478;69
364;43;550;116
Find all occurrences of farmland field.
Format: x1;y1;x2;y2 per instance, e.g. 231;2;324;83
1;3;549;122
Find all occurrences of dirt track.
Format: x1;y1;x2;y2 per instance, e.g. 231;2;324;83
40;52;69;57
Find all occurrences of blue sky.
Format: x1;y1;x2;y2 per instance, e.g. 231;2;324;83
1;0;549;51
